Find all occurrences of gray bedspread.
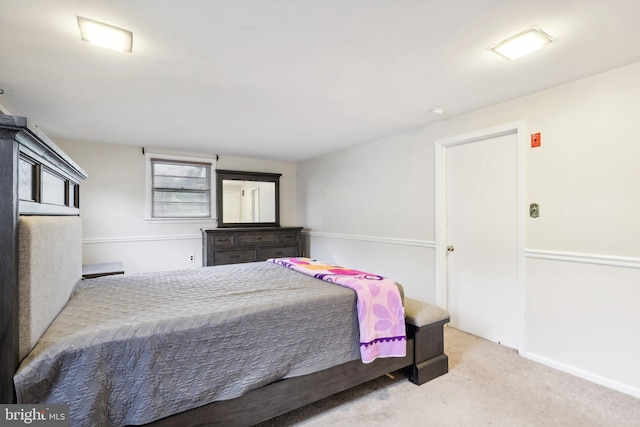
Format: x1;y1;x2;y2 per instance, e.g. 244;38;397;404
14;262;360;426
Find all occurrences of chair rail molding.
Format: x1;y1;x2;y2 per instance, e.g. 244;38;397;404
83;234;201;244
525;249;640;269
303;230;435;248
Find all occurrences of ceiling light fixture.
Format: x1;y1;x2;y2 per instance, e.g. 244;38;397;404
489;27;554;60
77;16;133;53
431;107;445;116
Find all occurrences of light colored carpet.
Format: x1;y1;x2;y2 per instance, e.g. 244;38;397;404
257;327;640;426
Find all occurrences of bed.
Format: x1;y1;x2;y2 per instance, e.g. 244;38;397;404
0;115;450;426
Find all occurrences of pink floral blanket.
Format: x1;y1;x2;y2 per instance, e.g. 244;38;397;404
267;257;406;363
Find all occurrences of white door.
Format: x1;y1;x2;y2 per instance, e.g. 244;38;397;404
251;188;260;221
437;125;522;350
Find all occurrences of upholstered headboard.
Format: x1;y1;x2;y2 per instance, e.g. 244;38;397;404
18;216;83;360
1;115;88;403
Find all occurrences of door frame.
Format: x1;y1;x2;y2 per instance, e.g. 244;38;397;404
434;121;526;355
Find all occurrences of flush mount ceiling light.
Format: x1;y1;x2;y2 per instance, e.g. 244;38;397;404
77;16;133;53
489;27;555;60
431;107;445;116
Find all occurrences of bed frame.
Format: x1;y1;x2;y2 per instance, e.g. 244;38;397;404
0;115;87;404
144;310;449;426
0;115;450;426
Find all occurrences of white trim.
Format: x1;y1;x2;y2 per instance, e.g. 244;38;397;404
434;140;447;308
86;231;438;249
524;351;640;399
83;234;201;244
435;121;526;355
525;249;640;269
303;230;435;248
517;123;527;358
143;217;218;224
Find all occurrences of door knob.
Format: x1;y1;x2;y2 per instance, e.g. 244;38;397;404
447;245;455;252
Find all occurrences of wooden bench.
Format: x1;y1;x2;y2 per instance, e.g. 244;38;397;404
403;297;451;385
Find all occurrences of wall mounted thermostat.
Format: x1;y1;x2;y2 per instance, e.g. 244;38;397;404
530;203;539;218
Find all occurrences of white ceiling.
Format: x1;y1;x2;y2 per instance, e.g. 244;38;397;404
1;1;640;162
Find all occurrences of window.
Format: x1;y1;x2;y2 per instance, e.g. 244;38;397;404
151;158;211;218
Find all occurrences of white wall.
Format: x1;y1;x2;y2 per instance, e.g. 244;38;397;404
297;126;435;301
0;101;13;115
55;139;298;274
298;60;640;397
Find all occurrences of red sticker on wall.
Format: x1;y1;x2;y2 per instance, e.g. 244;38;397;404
531;132;541;148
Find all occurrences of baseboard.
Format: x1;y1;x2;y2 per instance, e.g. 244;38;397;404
524;351;640;399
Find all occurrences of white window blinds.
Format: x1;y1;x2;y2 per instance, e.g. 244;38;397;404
151;159;211;218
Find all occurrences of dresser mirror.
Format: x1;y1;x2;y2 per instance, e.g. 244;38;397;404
216;170;281;228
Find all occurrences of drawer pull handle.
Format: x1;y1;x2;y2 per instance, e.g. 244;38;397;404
219;238;229;242
254;237;263;241
230;255;240;259
274;251;283;255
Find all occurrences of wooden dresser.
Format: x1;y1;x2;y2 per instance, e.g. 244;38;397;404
202;227;303;266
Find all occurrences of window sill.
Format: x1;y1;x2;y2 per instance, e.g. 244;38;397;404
143;217;218;224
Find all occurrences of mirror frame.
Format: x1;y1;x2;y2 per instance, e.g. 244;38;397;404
216;169;282;228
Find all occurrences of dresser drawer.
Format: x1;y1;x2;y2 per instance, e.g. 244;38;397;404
237;232;278;245
213;249;256;265
212;233;235;246
259;245;299;261
280;231;299;243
